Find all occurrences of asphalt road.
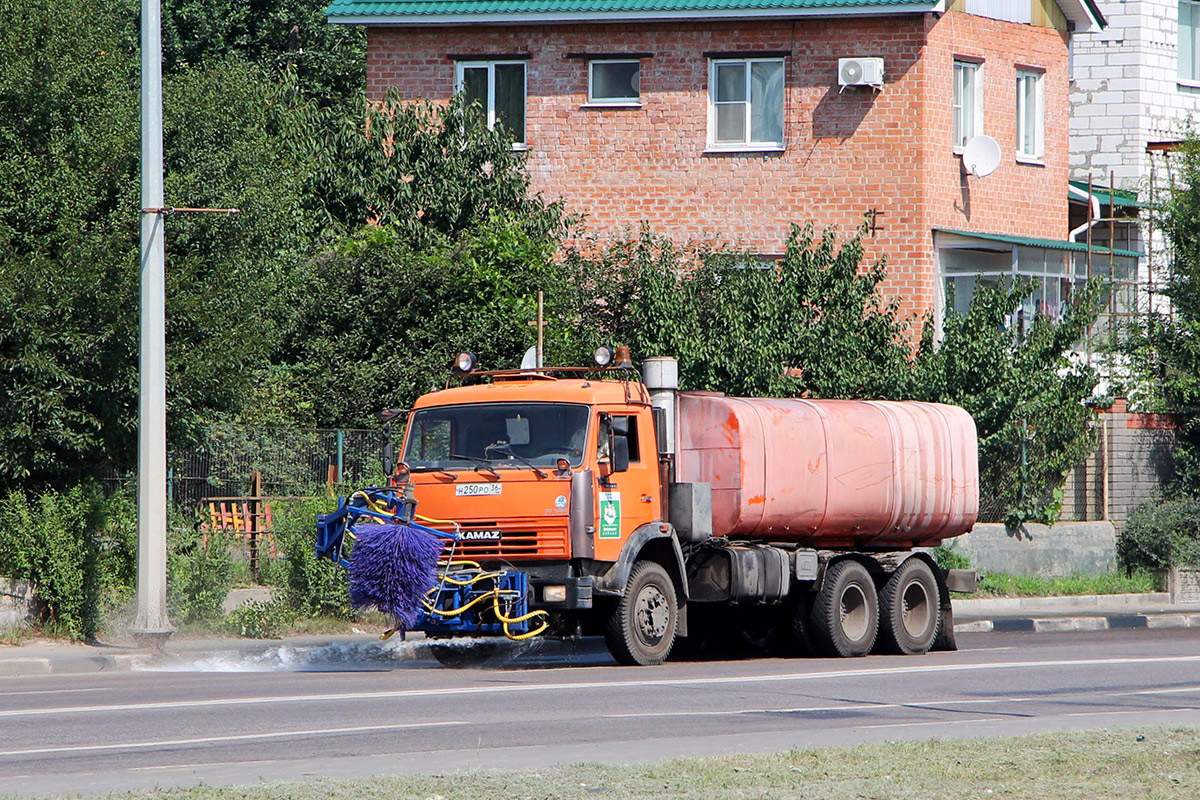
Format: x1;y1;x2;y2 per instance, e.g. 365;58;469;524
3;628;1200;797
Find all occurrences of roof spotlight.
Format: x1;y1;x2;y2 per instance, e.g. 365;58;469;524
452;351;478;374
593;345;615;367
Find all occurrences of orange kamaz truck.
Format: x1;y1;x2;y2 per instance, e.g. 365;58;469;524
317;349;979;666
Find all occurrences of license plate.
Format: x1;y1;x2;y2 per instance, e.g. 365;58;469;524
456;483;502;496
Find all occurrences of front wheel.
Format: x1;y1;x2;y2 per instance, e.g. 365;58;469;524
604;561;678;666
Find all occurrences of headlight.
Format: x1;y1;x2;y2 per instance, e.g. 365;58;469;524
543;585;568;603
593;345;614;367
452;351;478;374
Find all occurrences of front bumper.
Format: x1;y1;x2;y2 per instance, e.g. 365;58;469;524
533;576;594;610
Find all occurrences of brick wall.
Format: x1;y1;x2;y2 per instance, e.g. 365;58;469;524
367;11;1070;319
1060;401;1176;526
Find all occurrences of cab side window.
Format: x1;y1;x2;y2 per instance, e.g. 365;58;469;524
600;415;641;463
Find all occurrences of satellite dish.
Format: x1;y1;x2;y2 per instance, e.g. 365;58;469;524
962;135;1001;178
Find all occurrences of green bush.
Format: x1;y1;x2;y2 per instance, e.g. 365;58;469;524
167;524;235;624
0;486;103;638
0;485;137;640
271;494;351;618
224;598;294;639
932;544;972;572
1118;498;1200;574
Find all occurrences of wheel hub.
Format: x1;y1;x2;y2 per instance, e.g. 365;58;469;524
839;584;869;641
635;584;669;643
901;579;931;637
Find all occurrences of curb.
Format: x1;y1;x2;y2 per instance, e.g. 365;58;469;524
0;653;143;677
954;613;1200;635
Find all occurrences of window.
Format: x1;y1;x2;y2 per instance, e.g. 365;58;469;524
940;242;1136;334
953;60;982;150
1015;69;1044;160
404;403;590;469
588;60;641;105
456;60;527;145
1182;0;1200;82
708;58;785;150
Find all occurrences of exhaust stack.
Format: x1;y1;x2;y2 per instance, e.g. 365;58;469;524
641;356;678;455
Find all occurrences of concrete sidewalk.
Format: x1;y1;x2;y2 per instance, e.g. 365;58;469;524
952;592;1200;634
1;594;1199;678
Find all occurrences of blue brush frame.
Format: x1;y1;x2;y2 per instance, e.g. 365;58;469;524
314;486;535;635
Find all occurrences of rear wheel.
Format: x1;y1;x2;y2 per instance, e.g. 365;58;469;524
604;560;678;666
877;559;940;655
809;560;878;658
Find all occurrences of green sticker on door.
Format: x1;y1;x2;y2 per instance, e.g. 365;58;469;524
598;491;621;539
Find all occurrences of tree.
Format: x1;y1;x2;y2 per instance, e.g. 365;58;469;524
0;0;321;490
1123;133;1200;493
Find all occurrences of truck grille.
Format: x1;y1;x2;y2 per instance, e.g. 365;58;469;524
440;528;569;560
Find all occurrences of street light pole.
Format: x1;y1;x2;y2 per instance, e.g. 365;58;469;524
132;0;173;643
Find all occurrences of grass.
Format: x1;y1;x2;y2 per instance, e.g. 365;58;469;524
69;727;1200;800
976;569;1161;597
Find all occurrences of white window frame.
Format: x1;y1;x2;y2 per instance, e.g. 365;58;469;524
706;57;786;153
1015;68;1044;162
586;59;642;107
1181;0;1200;85
952;59;984;152
454;60;528;148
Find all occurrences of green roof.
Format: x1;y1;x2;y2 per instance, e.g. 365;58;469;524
326;0;938;19
1069;180;1144;210
936;229;1143;259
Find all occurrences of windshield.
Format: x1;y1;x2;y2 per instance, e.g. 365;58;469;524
403;403;590;471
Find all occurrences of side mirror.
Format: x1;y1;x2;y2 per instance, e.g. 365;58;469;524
612;433;630;473
611;415;630;437
381;422;395;478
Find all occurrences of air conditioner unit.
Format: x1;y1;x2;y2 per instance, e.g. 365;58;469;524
838;57;884;90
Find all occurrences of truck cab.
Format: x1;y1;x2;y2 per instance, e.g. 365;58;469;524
398;368;686;664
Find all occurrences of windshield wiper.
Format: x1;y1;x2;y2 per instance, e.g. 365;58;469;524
485;442;548;478
448;453;501;478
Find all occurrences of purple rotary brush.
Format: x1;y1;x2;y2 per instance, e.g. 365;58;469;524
348;524;445;629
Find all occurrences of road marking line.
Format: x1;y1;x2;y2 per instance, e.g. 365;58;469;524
605;697;1034;719
0;688;111;697
4;655;1200;718
0;721;469;758
1119;686;1200;696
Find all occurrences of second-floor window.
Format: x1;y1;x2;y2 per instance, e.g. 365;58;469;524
1182;0;1200;82
708;57;785;150
1015;69;1044;160
456;60;527;146
953;60;982;150
589;60;641;105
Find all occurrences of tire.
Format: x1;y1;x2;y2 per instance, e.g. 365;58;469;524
604;560;678;666
877;559;941;655
429;640;497;668
809;560;878;658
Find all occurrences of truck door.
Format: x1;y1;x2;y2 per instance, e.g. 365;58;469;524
594;411;660;562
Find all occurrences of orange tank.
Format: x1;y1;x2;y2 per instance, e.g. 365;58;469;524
673;393;978;548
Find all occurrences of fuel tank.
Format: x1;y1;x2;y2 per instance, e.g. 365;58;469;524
674;393;978;547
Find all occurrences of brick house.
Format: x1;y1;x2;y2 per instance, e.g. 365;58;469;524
1065;0;1200;330
328;0;1112;322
